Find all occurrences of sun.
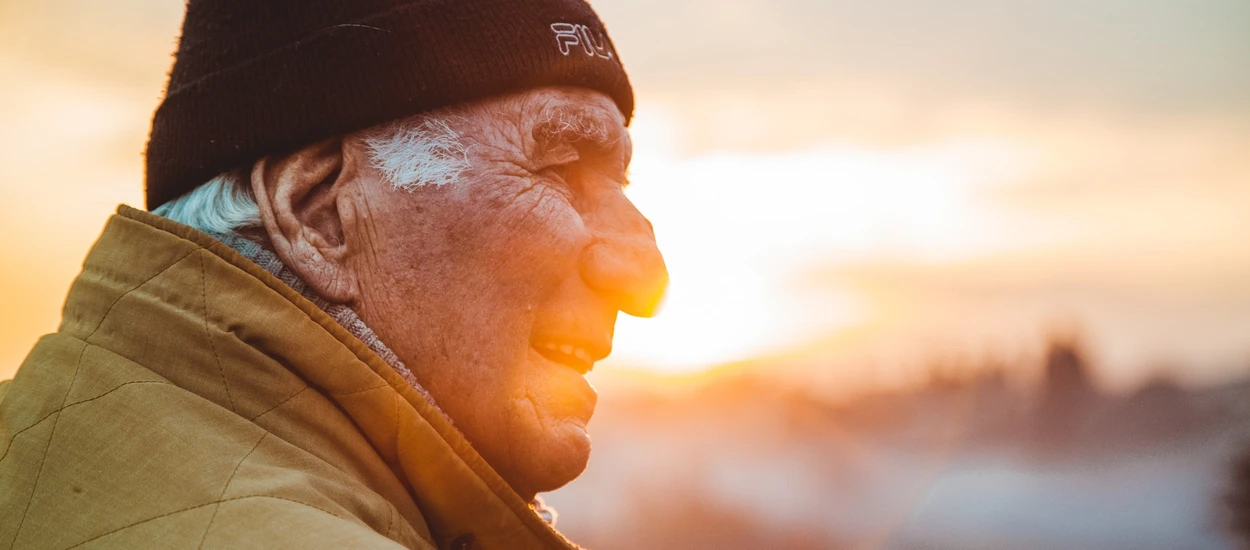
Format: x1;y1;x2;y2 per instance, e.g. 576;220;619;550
599;104;1032;376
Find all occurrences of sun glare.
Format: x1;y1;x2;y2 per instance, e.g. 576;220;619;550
602;105;1038;375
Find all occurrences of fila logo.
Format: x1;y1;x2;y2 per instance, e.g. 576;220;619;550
550;23;614;60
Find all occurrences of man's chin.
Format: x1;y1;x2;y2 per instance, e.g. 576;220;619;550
506;419;593;497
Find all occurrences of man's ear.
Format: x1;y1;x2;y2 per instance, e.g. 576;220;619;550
251;137;357;303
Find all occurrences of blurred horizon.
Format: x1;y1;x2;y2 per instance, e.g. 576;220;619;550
3;1;1249;395
553;336;1250;549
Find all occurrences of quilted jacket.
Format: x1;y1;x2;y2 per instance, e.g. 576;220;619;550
0;206;580;550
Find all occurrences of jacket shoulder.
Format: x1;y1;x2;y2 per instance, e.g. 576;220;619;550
0;334;428;550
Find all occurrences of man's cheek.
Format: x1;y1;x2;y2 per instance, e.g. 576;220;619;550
483;207;583;283
523;205;582;251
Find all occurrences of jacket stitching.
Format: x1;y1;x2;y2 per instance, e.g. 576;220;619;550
7;341;88;547
331;384;393;398
10;250;195;546
393;393;401;456
0;379;172;465
64;494;350;549
383;501;396;538
201;252;238;413
196;432;268;549
247;387;411;543
249;386;311;421
85;248;199;338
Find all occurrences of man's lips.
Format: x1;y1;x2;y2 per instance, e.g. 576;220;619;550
531;336;609;375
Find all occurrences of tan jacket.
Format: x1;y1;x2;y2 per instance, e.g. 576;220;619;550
0;206;579;550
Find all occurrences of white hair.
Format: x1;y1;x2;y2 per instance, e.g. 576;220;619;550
153;114;469;236
151;168;261;235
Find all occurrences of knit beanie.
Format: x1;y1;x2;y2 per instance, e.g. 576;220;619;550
144;0;634;209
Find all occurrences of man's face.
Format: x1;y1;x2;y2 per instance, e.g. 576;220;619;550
339;87;667;498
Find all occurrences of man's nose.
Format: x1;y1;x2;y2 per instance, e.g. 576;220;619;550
579;196;668;318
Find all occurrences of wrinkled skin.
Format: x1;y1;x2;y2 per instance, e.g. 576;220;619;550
250;87;668;500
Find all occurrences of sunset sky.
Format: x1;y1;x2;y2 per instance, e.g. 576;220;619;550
2;0;1248;393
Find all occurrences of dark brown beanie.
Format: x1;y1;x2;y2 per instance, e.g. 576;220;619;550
144;0;634;209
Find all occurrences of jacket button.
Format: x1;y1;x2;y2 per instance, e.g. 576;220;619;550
449;534;475;550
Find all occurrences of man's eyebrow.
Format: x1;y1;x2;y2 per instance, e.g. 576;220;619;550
531;104;623;152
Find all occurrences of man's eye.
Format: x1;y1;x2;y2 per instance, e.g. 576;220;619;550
541;164;572;184
538;164;579;202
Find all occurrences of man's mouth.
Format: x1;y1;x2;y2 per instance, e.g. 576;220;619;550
531;337;607;375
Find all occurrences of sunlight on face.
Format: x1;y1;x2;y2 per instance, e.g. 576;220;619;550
603;104;1040;374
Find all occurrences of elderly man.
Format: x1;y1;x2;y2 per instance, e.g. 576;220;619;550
0;1;665;548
